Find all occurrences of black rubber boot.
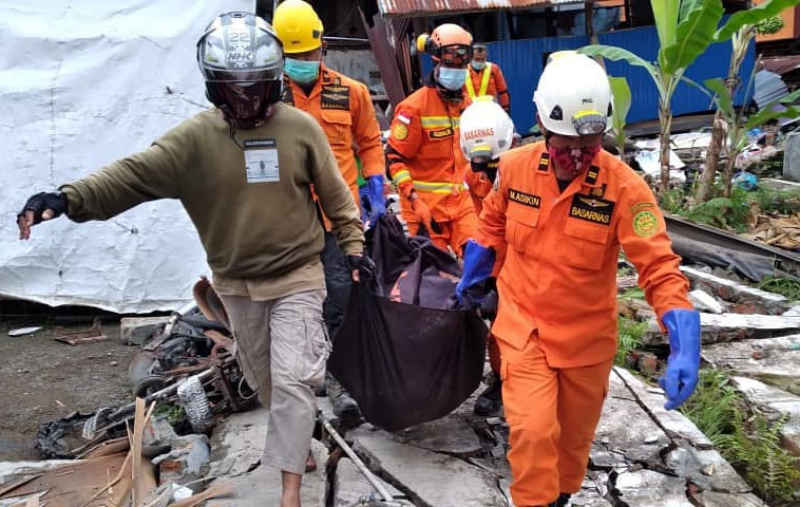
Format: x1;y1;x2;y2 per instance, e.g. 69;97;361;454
326;372;362;423
548;493;571;507
473;372;503;417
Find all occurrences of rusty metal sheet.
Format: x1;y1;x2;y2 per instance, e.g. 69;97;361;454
377;0;582;17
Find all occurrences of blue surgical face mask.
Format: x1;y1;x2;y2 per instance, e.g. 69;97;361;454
284;57;320;84
437;66;467;91
471;60;486;71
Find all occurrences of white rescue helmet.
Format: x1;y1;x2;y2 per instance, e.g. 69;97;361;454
533;51;612;137
459;97;515;162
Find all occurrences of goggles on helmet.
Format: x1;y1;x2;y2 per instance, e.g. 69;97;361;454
439;44;472;66
571;110;607;136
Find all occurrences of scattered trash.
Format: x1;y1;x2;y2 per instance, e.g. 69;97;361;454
744;214;800;250
53;318;106;345
732;171;758;191
8;326;43;337
633;148;687;183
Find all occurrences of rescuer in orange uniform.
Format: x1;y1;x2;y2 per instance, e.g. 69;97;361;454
273;0;386;425
465;43;511;114
274;0;385;224
386;24;478;257
456;52;701;507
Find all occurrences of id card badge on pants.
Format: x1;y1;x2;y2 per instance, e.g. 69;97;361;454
243;138;280;183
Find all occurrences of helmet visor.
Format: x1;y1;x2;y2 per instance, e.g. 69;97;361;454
440;45;472;66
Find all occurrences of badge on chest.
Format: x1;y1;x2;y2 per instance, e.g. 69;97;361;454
569;194;614;225
243;138;280;184
321;84;350;111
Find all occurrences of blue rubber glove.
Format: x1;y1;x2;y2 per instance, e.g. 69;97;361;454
456;240;496;309
658;309;701;410
362;175;386;226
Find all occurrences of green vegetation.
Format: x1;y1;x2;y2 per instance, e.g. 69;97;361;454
615;316;647;366
659;185;800;233
153;402;186;426
681;370;800;503
759;276;800;300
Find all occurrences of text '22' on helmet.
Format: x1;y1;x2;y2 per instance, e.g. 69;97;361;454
533;51;612;137
273;0;323;54
460;97;515;163
197;11;284;122
416;23;473;67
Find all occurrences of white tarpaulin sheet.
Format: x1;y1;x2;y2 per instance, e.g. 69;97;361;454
0;0;251;313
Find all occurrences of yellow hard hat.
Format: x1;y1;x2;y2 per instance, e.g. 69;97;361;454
273;0;324;54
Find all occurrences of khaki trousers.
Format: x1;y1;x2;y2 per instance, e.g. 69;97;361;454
220;289;329;474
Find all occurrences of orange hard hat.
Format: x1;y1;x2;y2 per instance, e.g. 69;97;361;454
419;23;472;66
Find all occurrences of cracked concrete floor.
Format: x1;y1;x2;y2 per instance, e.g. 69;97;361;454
205;366;766;507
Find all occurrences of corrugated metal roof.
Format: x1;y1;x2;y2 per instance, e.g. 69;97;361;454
377;0;582;17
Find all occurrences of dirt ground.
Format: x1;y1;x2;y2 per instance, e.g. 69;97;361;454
0;318;134;461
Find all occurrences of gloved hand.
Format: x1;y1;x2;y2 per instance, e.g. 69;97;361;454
347;254;376;283
658;308;701;410
361;175;386;227
17;191;69;240
409;192;437;234
455;240;496;310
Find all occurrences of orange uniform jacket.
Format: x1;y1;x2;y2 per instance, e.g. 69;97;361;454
466;62;510;113
283;64;384;207
386;85;475;224
478;142;691;367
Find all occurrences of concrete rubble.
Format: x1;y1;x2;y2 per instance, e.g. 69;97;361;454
173;365;763;506
680;266;790;315
731;376;800;456
703;334;800;395
645;313;800;345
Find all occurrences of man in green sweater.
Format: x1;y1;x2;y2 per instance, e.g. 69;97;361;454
16;12;368;507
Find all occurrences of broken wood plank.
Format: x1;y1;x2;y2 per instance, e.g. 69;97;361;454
0;475;42;499
132;398;145;507
53;334;108;346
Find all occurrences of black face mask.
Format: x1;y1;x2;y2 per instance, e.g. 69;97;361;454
206;80;281;129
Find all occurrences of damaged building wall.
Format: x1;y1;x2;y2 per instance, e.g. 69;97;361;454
0;0;252;313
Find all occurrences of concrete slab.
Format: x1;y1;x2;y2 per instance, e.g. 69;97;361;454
614;469;691;506
703;335;800;395
665;447;752;494
207;406;267;478
333;457;404;506
206;438;328;507
681;266;788;315
594;373;670;465
646;314;800;345
613;367;713;447
350;426;506;507
732;376;800;456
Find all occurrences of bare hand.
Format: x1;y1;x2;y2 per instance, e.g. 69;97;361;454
18;209;56;240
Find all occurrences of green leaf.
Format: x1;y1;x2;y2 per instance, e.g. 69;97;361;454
745;88;800;129
609;76;632;148
609;76;632;128
652;0;680;48
660;0;725;74
704;78;734;118
745;105;800;130
578;45;662;95
715;0;800;42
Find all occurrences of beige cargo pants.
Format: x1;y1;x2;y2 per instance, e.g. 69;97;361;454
220;289;330;474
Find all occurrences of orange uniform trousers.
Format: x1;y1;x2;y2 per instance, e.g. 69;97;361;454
405;194;478;257
499;336;613;506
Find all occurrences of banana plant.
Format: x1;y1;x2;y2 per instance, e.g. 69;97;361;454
696;0;800;202
609;76;632;157
705;78;800;196
579;0;799;193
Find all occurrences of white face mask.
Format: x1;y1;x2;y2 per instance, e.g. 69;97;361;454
438;67;467;91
